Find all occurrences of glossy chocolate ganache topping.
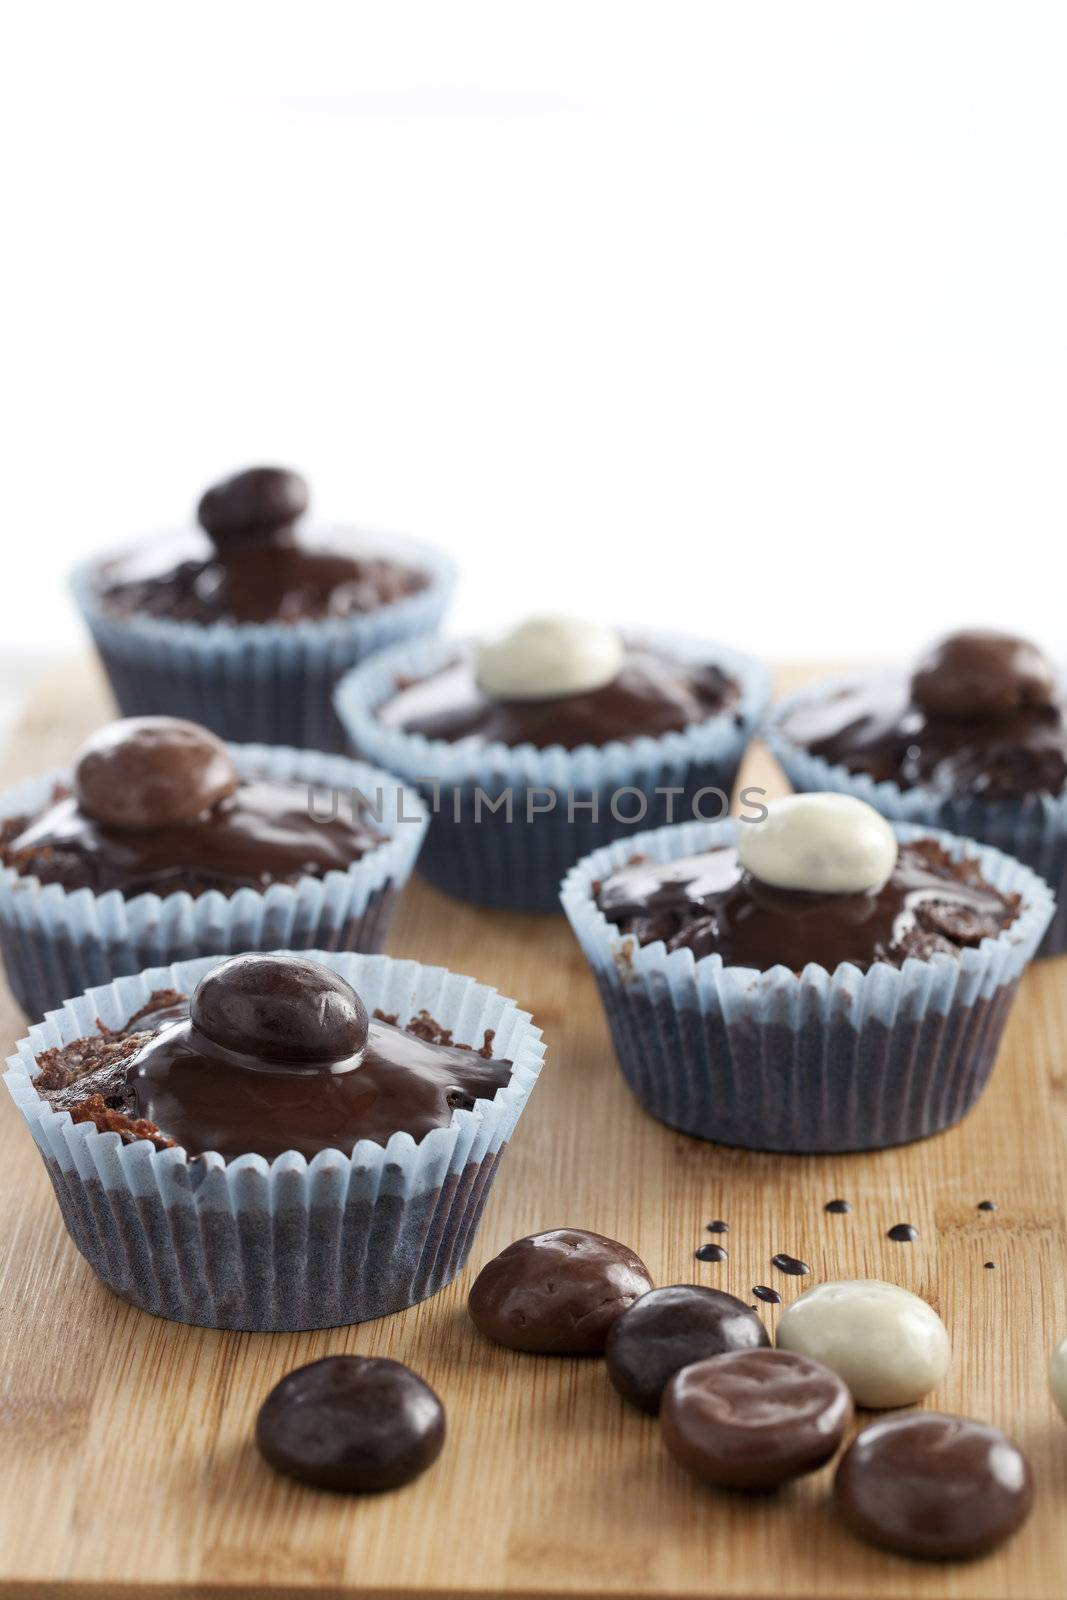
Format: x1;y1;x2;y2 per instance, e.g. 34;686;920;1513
595;794;1020;972
0;716;383;897
779;629;1067;799
96;466;428;626
378;615;740;751
32;954;513;1161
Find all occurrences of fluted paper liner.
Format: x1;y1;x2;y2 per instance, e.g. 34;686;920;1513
335;632;770;910
4;950;544;1330
0;744;429;1020
71;528;456;752
767;675;1067;956
561;818;1053;1153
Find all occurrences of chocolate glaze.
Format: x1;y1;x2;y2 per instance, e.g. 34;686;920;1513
661;1348;853;1491
780;639;1067;801
696;1244;728;1263
595;837;1019;973
825;1199;852;1214
377;647;739;751
467;1229;654;1355
2;776;382;897
32;960;512;1161
834;1413;1034;1559
771;1253;810;1276
255;1355;445;1492
97;467;427;626
605;1285;770;1414
887;1223;919;1242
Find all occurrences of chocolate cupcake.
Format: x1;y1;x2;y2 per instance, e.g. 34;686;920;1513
3;950;544;1330
334;617;769;910
71;466;455;751
767;630;1067;955
561;794;1052;1151
0;716;428;1018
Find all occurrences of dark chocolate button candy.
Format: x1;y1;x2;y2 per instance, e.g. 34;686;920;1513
255;1356;445;1492
468;1229;653;1355
661;1347;853;1491
910;630;1056;719
605;1285;769;1414
73;716;238;831
834;1412;1033;1560
191;953;369;1066
197;466;309;547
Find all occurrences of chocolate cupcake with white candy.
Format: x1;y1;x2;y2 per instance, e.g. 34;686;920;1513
561;792;1052;1151
3;949;544;1329
334;616;768;909
0;715;427;1018
70;466;455;752
767;628;1067;955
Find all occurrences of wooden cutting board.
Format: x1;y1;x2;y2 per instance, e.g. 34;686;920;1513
1;658;1065;1600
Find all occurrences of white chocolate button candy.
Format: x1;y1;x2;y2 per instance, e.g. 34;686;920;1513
476;616;625;702
776;1280;950;1408
1049;1337;1067;1421
738;793;898;895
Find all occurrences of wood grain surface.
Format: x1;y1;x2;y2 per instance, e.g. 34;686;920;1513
1;659;1066;1600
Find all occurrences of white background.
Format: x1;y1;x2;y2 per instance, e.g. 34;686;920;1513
3;0;1066;723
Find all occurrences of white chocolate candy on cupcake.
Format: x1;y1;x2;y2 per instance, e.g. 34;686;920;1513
776;1279;950;1408
1049;1336;1067;1421
476;616;625;702
738;792;898;895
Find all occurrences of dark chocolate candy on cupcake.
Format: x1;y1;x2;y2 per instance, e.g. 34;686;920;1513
0;716;382;898
256;1355;445;1492
596;792;1020;972
778;629;1067;800
377;615;740;751
98;467;428;627
468;1229;654;1354
31;952;513;1161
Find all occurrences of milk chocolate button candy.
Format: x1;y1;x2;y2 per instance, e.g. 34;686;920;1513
661;1348;853;1491
910;629;1056;719
468;1229;653;1354
737;793;898;895
73;716;239;830
197;465;309;547
834;1413;1033;1560
1048;1336;1067;1421
606;1285;770;1414
192;953;370;1066
256;1356;445;1492
476;616;625;701
776;1279;949;1408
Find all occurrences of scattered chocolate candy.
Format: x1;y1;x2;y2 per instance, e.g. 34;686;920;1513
197;465;309;547
467;1229;653;1355
771;1253;809;1276
834;1413;1033;1559
661;1348;853;1491
605;1286;769;1415
73;717;238;830
255;1355;445;1492
191;953;369;1065
910;629;1056;720
886;1222;919;1243
775;1279;950;1408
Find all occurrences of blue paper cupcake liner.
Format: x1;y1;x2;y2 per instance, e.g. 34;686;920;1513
70;529;456;752
561;818;1053;1153
0;744;428;1020
4;950;545;1331
766;676;1067;957
334;633;770;911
